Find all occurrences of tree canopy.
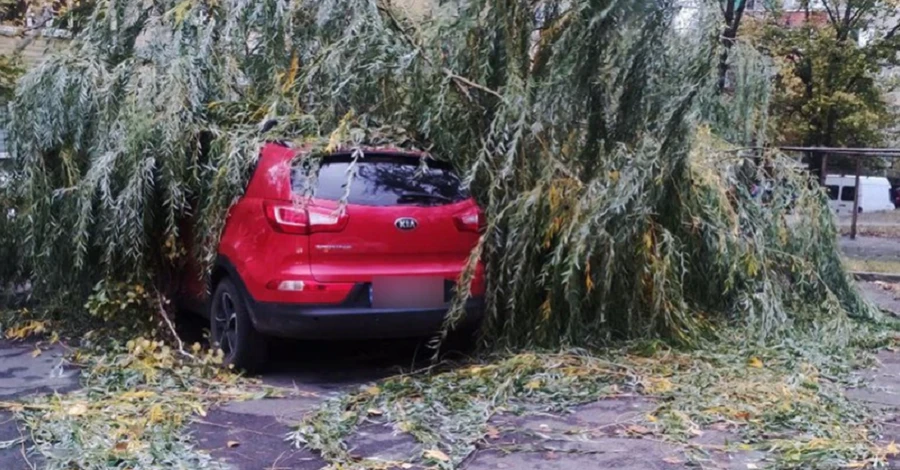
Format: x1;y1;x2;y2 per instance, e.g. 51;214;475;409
743;0;900;174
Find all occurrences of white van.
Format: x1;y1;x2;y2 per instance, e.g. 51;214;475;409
825;175;895;215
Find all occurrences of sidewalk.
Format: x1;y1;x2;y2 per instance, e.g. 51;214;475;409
0;340;78;469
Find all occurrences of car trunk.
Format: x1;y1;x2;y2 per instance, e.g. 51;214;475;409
293;152;481;284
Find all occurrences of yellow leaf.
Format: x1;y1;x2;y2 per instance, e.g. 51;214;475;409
748;357;763;369
585;261;595;293
626;424;652;435
367;408;383;416
169;0;192;24
31;348;41;358
193;404;207;417
886;441;899;454
644;377;673;394
524;379;542;390
643;231;653;250
424;449;450;462
364;385;381;396
540;298;552;321
121;390;155;400
281;53;300;94
227;440;240;448
646;414;658;422
148;404;164;423
67;403;88;416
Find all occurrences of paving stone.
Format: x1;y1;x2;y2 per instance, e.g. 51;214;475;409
464;438;684;470
189;408;324;470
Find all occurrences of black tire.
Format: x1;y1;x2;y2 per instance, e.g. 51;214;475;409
209;278;267;373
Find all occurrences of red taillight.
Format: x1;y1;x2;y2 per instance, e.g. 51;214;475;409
264;201;348;235
454;207;485;233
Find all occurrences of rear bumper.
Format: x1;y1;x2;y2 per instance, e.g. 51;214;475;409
249;298;485;340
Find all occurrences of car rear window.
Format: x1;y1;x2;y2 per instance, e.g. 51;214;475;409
292;153;469;206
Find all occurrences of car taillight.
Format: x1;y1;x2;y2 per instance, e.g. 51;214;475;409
454;208;485;233
264;201;348;234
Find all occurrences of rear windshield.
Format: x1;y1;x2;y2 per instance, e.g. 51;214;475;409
292;154;469;206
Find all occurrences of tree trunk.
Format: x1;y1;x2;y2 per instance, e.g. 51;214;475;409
717;0;747;93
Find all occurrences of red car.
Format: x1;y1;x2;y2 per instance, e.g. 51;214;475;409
179;143;485;370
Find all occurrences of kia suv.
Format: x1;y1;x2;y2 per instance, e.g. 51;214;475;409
180;143;485;370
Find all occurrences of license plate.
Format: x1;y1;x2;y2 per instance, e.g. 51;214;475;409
371;276;444;309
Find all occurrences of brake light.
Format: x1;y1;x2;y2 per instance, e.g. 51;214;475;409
264;201;348;234
454;208;485;233
265;202;308;234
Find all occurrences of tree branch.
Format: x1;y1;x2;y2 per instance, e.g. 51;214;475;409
820;0;841;31
377;2;504;103
155;291;195;360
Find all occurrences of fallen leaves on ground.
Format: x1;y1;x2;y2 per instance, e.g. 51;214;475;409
11;337;273;470
293;323;900;469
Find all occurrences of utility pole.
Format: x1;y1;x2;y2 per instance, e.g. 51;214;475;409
850;155;861;240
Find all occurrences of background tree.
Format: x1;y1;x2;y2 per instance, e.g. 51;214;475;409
756;0;900;178
718;0;751;92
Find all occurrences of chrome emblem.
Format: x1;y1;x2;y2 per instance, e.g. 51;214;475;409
394;217;418;231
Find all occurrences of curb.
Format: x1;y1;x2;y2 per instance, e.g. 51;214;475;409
852;271;900;283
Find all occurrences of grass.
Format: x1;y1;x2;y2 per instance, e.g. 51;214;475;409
844;257;900;274
839;226;900;238
837;210;900;238
292;321;900;469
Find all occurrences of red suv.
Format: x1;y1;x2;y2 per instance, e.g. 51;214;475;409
180;143;485;370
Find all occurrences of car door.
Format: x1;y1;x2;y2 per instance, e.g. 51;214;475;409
837;185;856;214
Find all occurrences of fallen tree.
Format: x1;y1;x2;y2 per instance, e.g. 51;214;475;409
1;0;874;347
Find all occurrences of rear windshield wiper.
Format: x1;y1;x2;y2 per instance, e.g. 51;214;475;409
396;192;453;204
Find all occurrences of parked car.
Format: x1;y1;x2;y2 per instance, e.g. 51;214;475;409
825;175;895;215
178;143;486;371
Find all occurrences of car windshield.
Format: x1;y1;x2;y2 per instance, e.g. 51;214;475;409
291;154;469;206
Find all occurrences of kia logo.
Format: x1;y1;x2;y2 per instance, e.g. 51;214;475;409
395;217;418;231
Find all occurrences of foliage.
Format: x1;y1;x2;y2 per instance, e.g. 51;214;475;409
3;336;272;469
1;0;875;346
84;280;156;331
293;322;900;469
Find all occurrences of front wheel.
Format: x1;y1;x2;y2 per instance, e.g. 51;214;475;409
209;278;267;373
